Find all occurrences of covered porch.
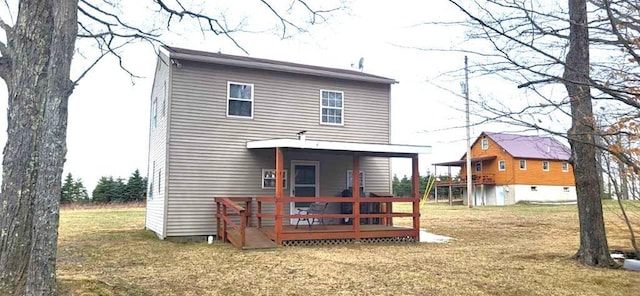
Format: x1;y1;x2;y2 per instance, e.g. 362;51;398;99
215;138;431;249
433;156;497;206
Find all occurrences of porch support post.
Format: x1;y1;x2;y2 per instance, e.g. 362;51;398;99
412;155;420;241
434;165;438;203
448;165;453;206
353;154;361;241
275;147;284;245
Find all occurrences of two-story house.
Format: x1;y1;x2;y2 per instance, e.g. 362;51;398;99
434;132;576;206
146;46;431;247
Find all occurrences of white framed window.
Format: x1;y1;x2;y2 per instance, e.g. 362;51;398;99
262;169;287;189
542;161;550;171
562;162;569;172
519;159;527;170
475;163;481;172
227;82;254;118
347;170;365;191
481;138;489;150
320;90;344;125
151;97;158;128
498;160;506;171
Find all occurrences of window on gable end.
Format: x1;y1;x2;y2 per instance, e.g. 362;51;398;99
320;90;344;125
481;138;488;150
227;82;253;118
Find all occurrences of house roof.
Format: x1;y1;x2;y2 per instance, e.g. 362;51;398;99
246;138;431;158
480;132;571;160
160;45;398;85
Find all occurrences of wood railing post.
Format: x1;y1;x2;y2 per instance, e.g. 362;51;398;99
240;210;246;248
216;200;221;240
412;155;421;241
353;154;360;241
245;200;252;227
222;204;228;242
257;200;262;228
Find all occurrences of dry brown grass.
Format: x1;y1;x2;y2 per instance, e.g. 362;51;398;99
57;201;640;296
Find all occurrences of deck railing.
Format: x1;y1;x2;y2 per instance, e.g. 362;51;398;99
255;196;419;243
214;197;252;249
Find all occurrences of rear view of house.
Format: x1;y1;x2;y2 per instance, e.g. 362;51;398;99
145;46;431;247
434;132;576;206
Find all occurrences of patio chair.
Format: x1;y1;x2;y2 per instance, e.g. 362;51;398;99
295;202;328;229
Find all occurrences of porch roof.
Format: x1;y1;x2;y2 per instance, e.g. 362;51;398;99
433;156;497;166
246;138;431;158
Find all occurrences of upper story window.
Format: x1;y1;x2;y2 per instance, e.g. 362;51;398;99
151;97;158;129
519;159;527;170
562;162;569;172
498;160;506;171
320;90;343;125
481;138;488;150
162;81;167;117
227;82;253;118
542;161;550;171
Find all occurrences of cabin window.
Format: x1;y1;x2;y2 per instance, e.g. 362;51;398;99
151;97;158;128
542;161;550;171
262;169;287;189
519;159;527;170
475;163;481;172
562;162;569;172
498;160;506;171
320;90;344;125
481;138;488;150
227;82;253;118
346;170;365;191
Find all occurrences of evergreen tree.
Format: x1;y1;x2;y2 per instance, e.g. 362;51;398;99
126;169;147;202
60;173;74;204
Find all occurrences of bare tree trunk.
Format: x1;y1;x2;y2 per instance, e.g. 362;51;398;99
564;0;614;267
0;0;77;295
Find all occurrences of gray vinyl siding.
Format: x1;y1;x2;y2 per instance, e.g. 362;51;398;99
166;60;391;237
145;56;170;237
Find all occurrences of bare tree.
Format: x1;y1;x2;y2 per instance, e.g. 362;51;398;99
419;0;640;266
0;1;342;294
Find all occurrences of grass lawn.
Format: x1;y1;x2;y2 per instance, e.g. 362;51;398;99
57;201;640;295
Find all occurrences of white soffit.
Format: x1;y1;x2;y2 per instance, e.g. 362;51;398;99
246;139;432;156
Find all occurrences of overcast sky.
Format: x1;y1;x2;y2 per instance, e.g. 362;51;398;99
0;0;559;191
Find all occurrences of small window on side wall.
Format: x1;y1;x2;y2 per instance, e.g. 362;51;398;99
227;82;253;118
262;169;287;189
519;160;527;170
542;161;550;171
498;160;506;171
347;170;365;191
562;162;569;172
481;138;488;150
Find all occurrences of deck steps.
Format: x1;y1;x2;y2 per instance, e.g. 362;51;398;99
227;227;277;250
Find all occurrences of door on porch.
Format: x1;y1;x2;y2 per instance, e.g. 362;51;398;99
290;161;319;224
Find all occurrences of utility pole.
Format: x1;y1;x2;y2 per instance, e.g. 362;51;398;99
464;56;473;208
